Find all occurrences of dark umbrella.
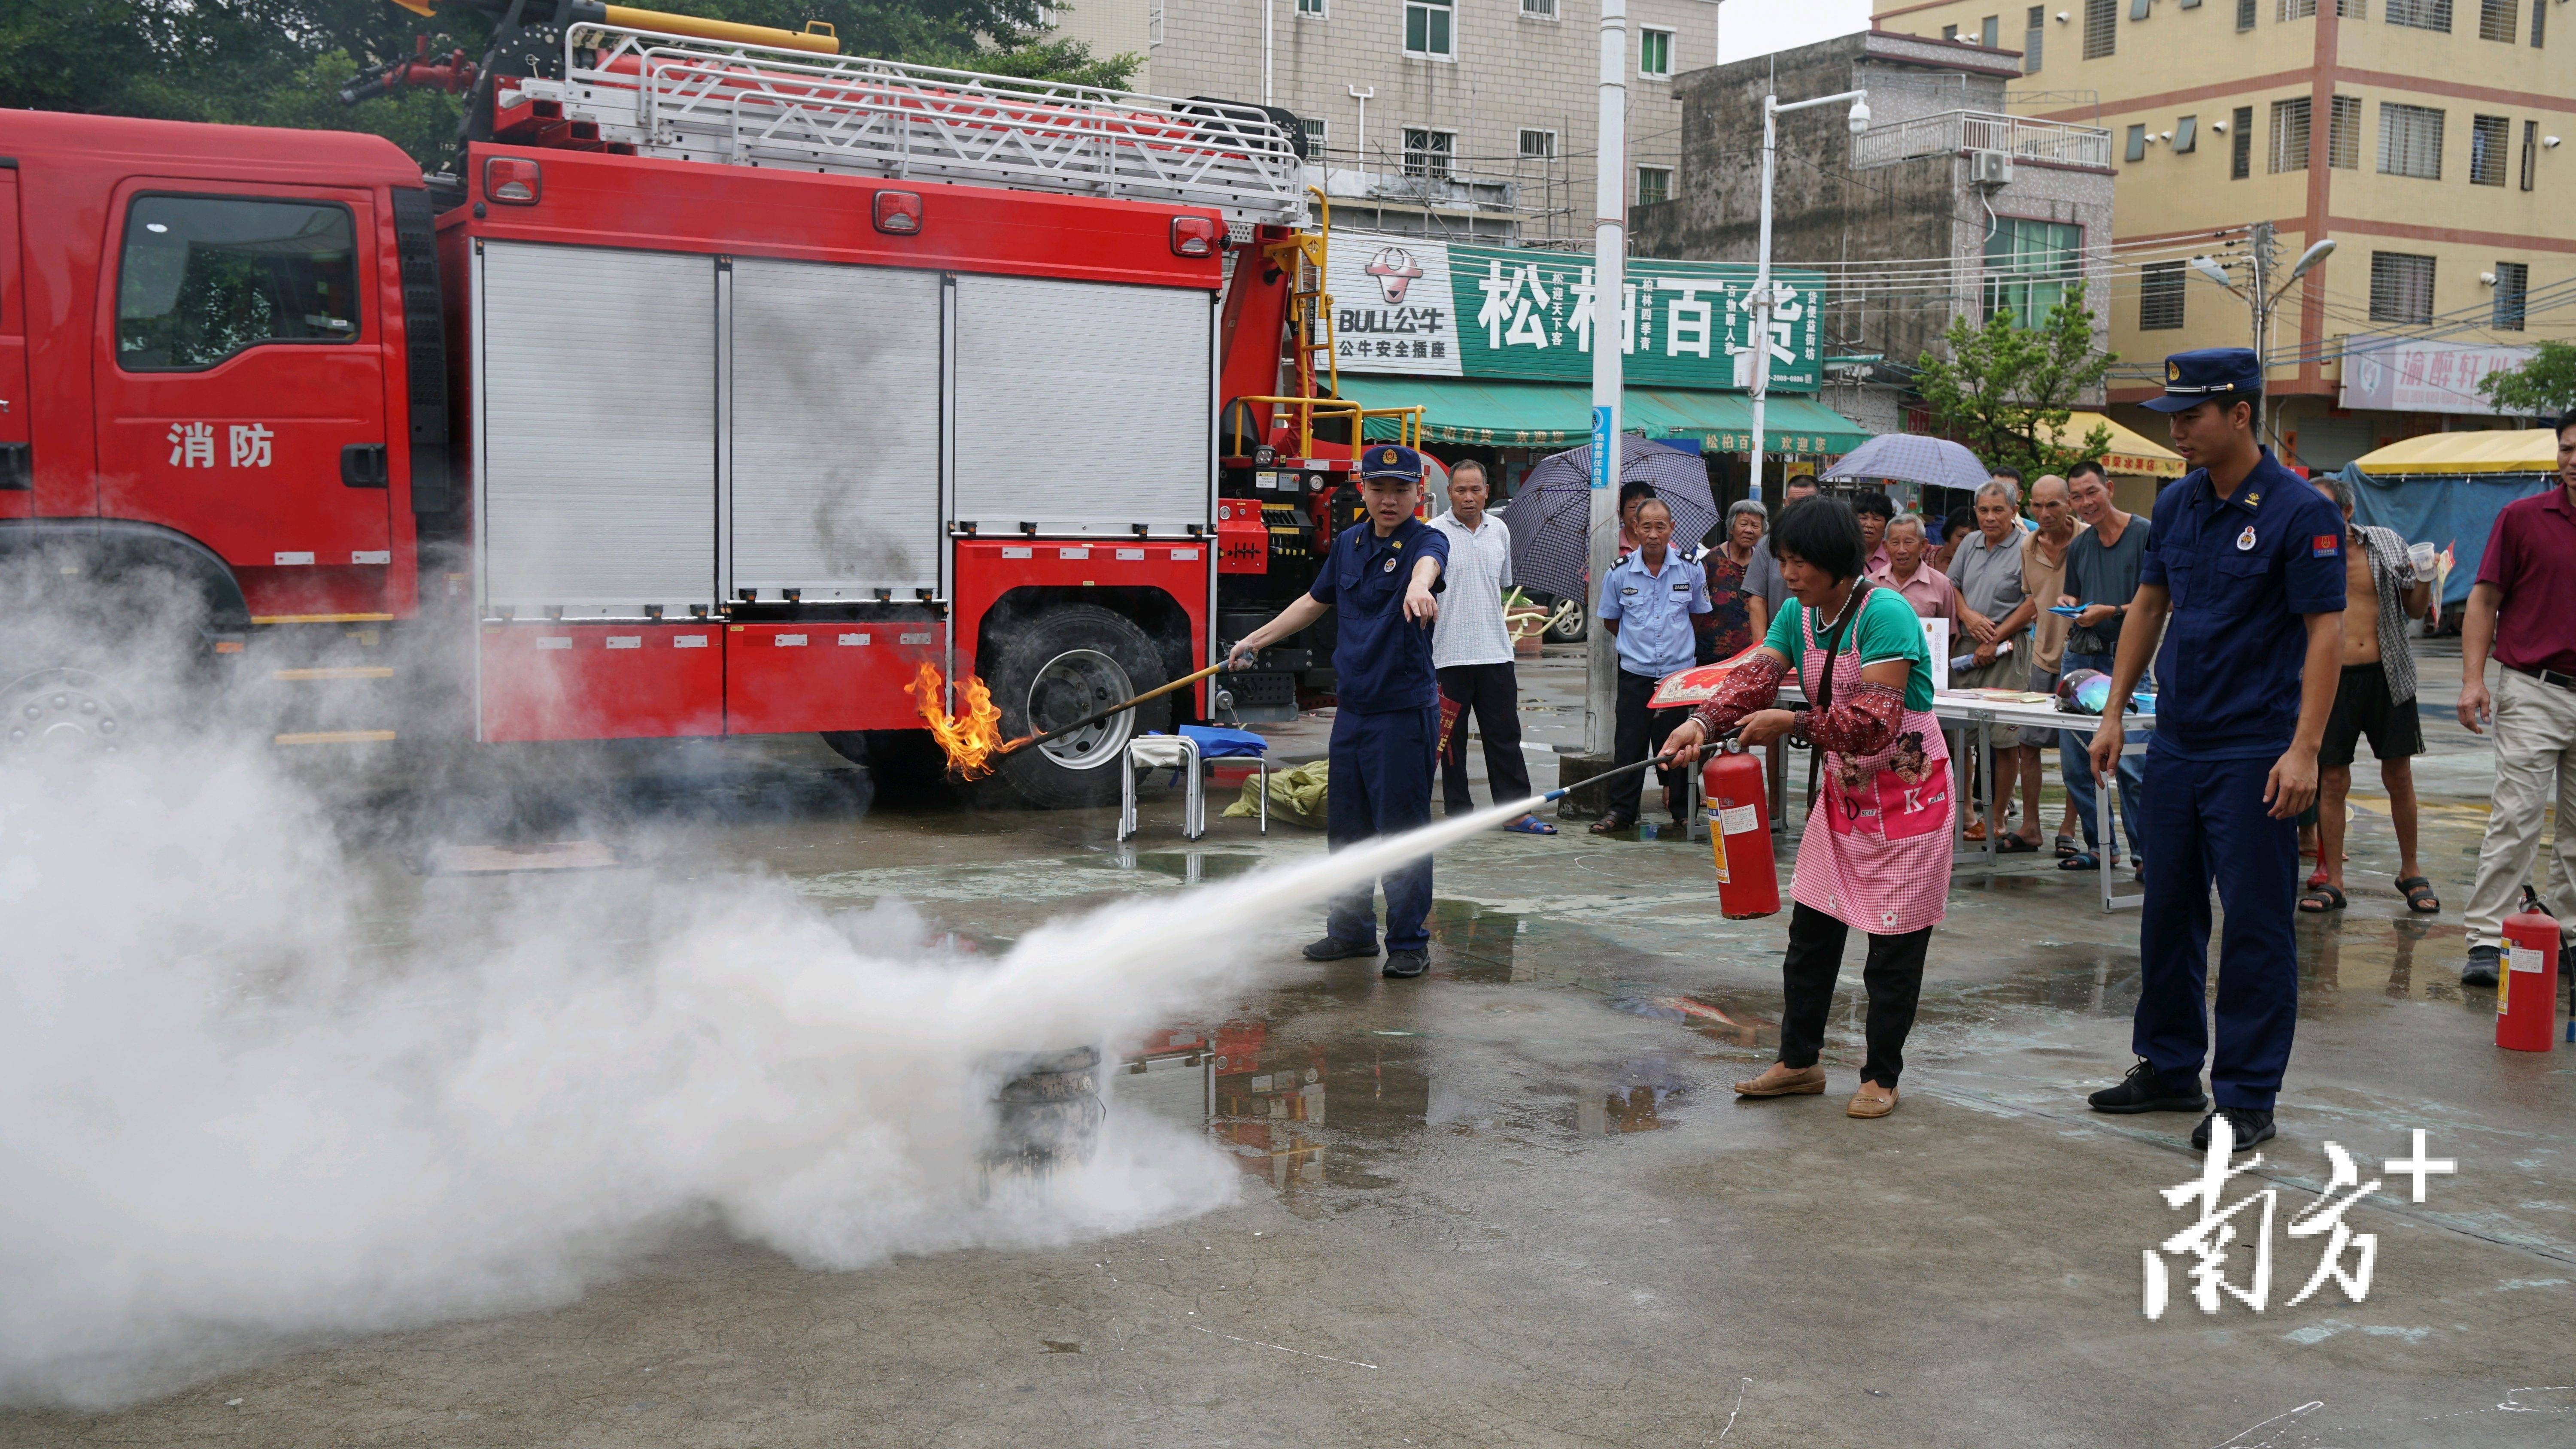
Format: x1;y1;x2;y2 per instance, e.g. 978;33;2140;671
1501;436;1718;603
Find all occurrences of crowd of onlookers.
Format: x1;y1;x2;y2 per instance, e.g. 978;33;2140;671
1419;415;2576;988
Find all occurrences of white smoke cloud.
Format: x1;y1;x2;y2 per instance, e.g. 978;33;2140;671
0;736;1247;1411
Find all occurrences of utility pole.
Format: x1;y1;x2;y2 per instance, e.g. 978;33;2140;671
1583;0;1628;757
2248;219;2275;449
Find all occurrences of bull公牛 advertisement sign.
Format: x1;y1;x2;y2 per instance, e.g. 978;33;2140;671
1324;232;1826;391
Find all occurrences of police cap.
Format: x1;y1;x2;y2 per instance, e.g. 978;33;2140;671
1358;445;1425;483
2141;347;2263;414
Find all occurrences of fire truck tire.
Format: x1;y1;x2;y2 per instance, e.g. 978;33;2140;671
982;604;1170;810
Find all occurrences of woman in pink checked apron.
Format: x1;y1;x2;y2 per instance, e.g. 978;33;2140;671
1661;497;1954;1119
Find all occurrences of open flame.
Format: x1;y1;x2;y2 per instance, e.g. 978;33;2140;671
906;661;1004;779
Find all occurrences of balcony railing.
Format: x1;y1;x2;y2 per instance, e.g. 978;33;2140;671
1851;109;2114;172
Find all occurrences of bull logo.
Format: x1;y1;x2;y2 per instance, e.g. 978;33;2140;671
1365;246;1426;304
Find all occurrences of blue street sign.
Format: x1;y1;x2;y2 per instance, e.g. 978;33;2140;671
1590;406;1612;489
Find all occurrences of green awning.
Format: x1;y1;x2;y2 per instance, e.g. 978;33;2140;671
1336;376;1869;457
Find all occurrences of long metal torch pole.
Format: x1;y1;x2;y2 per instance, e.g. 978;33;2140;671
1585;0;1628;757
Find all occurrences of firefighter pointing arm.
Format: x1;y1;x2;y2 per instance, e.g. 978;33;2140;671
1226;448;1449;979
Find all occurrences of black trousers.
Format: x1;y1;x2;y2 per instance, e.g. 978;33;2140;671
1610;669;1690;821
1777;901;1934;1088
1437;662;1532;814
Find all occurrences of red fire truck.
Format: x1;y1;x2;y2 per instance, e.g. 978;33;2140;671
0;7;1410;804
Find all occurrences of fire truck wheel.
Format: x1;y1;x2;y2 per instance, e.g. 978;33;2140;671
0;667;137;756
984;605;1170;810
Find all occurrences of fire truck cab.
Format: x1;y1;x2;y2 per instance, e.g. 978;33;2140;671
0;18;1320;806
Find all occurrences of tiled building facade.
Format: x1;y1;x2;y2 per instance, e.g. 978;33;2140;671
1051;0;1721;243
1872;0;2572;467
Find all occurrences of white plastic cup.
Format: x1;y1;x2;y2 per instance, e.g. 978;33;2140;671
2409;542;2437;574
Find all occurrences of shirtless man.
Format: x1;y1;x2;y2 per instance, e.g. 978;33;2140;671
2301;474;2436;914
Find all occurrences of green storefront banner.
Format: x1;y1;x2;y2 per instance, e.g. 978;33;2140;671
1325;230;1825;391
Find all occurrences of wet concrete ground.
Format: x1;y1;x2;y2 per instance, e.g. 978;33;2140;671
7;648;2572;1449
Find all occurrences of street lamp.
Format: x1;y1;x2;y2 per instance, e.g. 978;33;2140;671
1748;86;1869;503
2190;228;2335;452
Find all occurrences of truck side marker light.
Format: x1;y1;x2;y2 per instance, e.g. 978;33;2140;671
1171;215;1218;258
874;190;923;234
484;157;541;205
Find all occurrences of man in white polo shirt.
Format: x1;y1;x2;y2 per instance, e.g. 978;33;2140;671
1431;461;1552;834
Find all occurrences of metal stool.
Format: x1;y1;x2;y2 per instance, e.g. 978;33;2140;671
1118;734;1204;842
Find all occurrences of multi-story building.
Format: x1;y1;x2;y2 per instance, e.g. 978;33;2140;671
1633;29;2128;501
1047;0;1719;243
1871;0;2571;469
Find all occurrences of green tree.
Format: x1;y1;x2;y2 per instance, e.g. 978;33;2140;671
0;0;1139;170
2475;340;2576;420
1913;282;2118;490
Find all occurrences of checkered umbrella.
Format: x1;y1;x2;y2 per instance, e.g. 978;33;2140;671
1501;437;1719;603
1819;433;1990;491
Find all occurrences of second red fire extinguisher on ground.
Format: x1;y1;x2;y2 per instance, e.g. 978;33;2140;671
1704;742;1780;920
2497;885;2562;1054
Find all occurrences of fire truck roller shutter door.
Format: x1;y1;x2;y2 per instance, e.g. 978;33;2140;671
478;243;716;617
728;258;941;601
951;275;1212;538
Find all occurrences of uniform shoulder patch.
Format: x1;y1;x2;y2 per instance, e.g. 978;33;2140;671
2311;534;2340;557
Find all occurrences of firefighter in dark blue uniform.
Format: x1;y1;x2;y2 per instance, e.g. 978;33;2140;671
2082;349;2347;1152
1228;446;1450;978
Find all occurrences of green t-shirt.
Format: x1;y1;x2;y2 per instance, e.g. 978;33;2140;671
1762;585;1935;711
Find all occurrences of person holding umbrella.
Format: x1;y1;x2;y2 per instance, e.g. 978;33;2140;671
1660;498;1954;1119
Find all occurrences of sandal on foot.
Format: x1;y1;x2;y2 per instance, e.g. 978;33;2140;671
1998;834;2041;854
2054;834;2079;858
1589;812;1636;836
2397;876;2441;913
2298;883;2346;913
2059;851;2103;872
1504;815;1558;835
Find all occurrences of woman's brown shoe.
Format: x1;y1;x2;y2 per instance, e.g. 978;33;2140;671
1734;1063;1827;1097
1846;1085;1898;1119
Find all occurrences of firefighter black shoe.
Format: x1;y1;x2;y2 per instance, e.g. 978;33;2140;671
1304;936;1378;962
2087;1058;2210;1115
2191;1107;2276;1153
1381;949;1429;979
2461;944;2501;988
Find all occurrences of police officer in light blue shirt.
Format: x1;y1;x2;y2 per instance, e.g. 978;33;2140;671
1228;445;1450;978
2081;349;2346;1153
1594;495;1712;832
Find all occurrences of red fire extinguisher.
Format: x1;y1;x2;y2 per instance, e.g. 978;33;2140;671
1704;741;1780;920
2497;885;2561;1054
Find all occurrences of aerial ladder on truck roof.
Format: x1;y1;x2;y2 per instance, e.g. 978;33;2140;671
360;0;1309;228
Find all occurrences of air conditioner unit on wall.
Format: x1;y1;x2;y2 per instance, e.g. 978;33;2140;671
1968;150;2015;187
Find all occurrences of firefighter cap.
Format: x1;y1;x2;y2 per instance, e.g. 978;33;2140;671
2141;347;2263;413
1358;445;1425;482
